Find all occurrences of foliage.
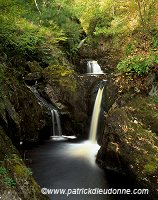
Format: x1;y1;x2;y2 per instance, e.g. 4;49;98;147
39;0;83;53
125;43;135;56
17;0;83;54
73;0;158;75
0;64;5;83
1;0;158;75
76;0;158;36
117;54;158;75
0;4;66;64
0;166;16;188
25;167;33;176
151;33;158;48
4;177;16;188
0;167;7;175
0;0;84;66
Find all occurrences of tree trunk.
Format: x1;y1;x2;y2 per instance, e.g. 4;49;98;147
136;0;145;26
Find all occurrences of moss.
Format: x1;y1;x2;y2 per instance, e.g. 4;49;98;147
4;177;16;188
14;164;26;177
0;126;49;199
27;61;43;73
44;64;77;92
143;163;157;174
121;121;158;176
98;90;158;198
125;96;158;134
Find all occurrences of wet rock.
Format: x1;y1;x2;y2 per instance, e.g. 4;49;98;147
24;72;43;86
0;78;50;146
40;64;111;136
26;61;43;73
149;84;158;97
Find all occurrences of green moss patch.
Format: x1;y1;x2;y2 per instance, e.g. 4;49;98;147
44;64;77;92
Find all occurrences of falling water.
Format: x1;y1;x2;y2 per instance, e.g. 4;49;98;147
89;82;106;143
27;86;62;137
51;109;62;137
87;61;103;74
51;110;55;136
77;38;86;48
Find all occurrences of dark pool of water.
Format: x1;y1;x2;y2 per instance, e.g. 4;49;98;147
26;137;151;200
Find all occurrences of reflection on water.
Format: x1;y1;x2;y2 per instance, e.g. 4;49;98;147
27;138;111;200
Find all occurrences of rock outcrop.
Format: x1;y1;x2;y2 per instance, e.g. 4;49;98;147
0;126;49;200
37;64;108;137
97;93;158;199
0;61;51;199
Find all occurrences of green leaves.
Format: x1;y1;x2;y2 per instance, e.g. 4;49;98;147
117;54;158;75
0;0;84;62
0;167;7;175
0;0;68;65
4;177;16;188
151;34;158;48
0;166;16;188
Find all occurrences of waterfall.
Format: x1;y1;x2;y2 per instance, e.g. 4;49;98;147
89;81;106;143
28;85;62;137
87;61;103;74
28;86;53;109
51;109;62;137
51;110;55;136
77;38;86;48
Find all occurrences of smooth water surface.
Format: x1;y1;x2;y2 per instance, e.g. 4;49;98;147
26;137;111;200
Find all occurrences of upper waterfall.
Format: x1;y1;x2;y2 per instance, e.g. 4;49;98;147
87;61;103;74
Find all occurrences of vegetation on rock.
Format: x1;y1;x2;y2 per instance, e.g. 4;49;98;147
0;0;158;199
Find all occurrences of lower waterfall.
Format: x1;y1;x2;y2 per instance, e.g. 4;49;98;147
89;81;106;143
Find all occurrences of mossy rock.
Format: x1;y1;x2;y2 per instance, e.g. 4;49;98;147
125;96;158;135
0;127;49;200
97;95;158;199
43;64;77;92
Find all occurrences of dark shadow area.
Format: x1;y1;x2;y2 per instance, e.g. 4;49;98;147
104;169;151;200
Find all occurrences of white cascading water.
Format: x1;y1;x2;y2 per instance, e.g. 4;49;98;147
66;85;105;165
87;61;103;74
51;109;62;137
89;86;105;143
27;86;62;137
51;110;55;136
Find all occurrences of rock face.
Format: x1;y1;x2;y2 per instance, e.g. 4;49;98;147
0;78;50;146
0;127;49;200
38;64;108;137
97;94;158;199
0;65;51;199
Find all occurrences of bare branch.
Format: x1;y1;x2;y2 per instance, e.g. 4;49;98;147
34;0;41;15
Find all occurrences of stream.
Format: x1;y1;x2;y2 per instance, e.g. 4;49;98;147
26;137;111;200
26;75;150;200
26;137;151;200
